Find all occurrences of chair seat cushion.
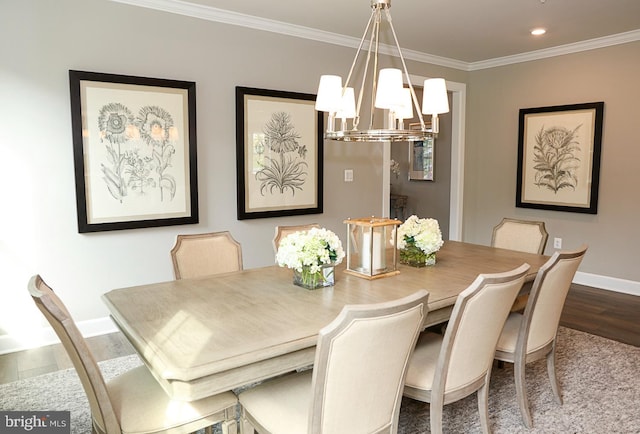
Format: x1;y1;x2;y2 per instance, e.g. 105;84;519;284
107;366;237;434
495;312;523;354
404;332;442;398
496;312;555;357
238;370;312;434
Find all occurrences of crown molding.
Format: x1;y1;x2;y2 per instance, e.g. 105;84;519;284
468;29;640;71
109;0;470;70
108;0;640;71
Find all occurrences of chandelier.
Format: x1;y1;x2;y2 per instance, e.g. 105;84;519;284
315;0;449;142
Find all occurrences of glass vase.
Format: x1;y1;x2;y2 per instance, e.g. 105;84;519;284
399;243;436;267
293;264;336;289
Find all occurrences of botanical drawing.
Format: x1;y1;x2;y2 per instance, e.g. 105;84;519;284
255;111;308;195
98;103;177;203
532;124;581;193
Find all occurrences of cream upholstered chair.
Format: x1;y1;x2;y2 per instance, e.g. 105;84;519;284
494;245;587;428
272;223;320;254
171;231;243;279
492;218;548;312
237;290;430;434
27;275;238;434
491;218;548;255
404;264;530;434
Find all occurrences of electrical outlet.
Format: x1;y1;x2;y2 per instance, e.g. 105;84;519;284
554;237;562;249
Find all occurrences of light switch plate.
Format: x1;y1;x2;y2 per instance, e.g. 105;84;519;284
344;169;354;182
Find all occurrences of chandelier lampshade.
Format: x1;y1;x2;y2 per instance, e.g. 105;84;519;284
315;0;449;142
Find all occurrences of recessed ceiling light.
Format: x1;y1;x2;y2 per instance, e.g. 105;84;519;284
531;28;547;36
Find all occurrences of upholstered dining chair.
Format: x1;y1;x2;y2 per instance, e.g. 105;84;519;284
492;218;549;312
171;231;243;279
403;264;530;434
494;245;588;428
272;223;320;254
27;275;238;434
491;218;549;255
237;289;430;434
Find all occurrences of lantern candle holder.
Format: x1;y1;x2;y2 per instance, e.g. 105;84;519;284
343;217;401;280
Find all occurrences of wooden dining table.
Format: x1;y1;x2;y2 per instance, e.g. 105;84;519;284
102;241;549;401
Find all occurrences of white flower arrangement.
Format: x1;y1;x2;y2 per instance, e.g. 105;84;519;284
395;215;444;254
276;227;345;274
390;159;401;179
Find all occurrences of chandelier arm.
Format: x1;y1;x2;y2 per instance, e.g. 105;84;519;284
369;7;382;131
350;9;378;131
343;8;377;91
383;8;427;130
354;32;376;131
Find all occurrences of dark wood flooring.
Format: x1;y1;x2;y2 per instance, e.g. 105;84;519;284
0;284;638;385
560;284;640;347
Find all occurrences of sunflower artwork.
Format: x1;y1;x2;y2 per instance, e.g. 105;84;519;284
98;103;177;203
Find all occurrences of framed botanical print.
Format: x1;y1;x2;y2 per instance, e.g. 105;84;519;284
236;86;323;220
69;70;198;232
516;102;604;214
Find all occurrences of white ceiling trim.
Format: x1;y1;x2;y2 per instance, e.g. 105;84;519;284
468;29;640;71
109;0;640;72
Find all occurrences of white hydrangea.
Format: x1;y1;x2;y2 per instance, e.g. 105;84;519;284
395;215;443;254
275;227;345;273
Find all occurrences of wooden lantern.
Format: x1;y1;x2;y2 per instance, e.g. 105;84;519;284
343;217;401;279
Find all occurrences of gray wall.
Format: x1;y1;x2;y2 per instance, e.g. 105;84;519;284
464;42;640;282
1;0;638;349
0;0;462;341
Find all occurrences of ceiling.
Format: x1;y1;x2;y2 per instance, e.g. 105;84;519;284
118;0;640;69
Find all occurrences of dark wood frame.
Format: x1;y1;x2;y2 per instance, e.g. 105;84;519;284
69;70;198;233
236;86;323;220
516;102;604;214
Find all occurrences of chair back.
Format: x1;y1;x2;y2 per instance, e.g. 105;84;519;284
436;264;530;396
272;224;320;253
492;218;549;254
28;275;120;434
522;245;587;352
309;290;429;434
171;231;243;279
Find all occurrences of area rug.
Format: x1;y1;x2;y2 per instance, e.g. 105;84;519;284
1;327;638;433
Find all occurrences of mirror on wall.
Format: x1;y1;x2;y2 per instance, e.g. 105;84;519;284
408;138;434;181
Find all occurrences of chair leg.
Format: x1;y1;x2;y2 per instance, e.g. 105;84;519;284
429;400;444;434
221;420;238;434
547;345;563;405
477;373;491;434
239;411;256;434
514;358;533;428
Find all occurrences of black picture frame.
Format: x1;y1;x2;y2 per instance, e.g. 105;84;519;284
516;102;604;214
69;70;198;233
236;86;323;220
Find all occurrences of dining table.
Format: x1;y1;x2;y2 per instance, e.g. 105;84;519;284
102;240;549;401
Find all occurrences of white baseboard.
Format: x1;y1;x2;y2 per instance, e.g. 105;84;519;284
574;271;640;296
1;272;637;355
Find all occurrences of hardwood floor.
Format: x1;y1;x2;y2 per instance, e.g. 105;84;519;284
560;284;640;347
0;331;136;384
0;284;638;385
